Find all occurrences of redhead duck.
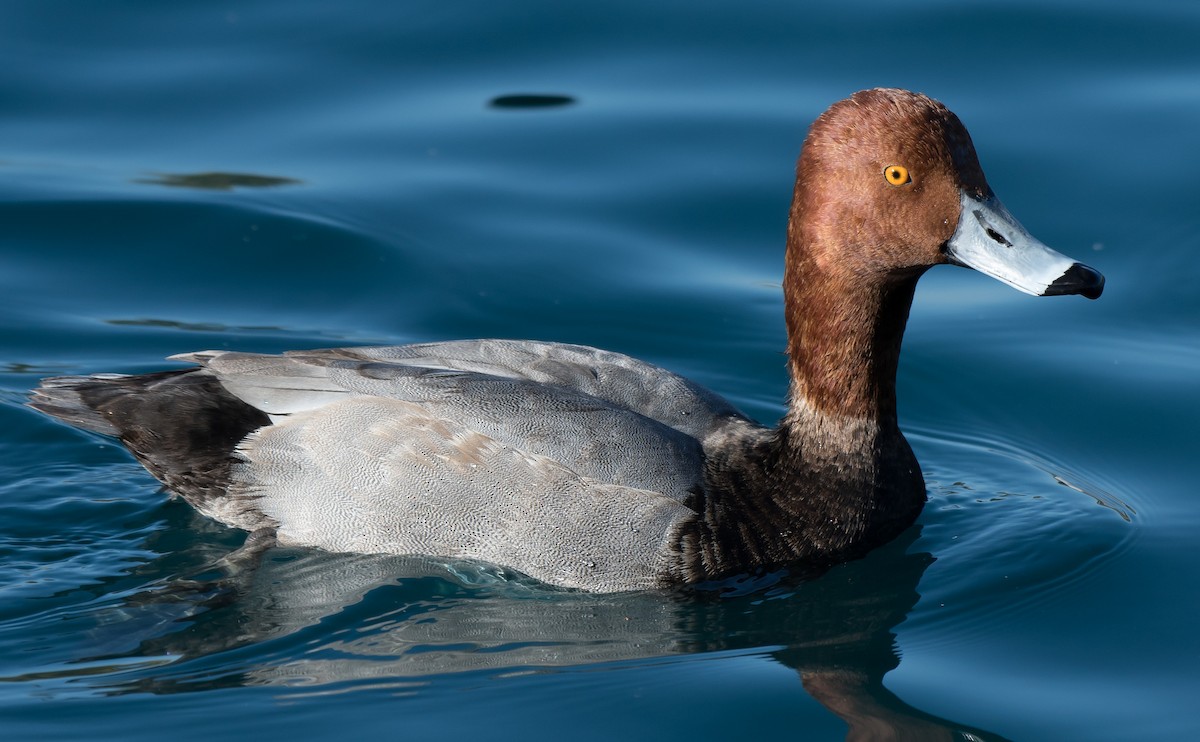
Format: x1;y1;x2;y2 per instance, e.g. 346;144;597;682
30;89;1103;592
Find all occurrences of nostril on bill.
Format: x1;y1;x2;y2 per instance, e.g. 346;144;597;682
973;210;1013;247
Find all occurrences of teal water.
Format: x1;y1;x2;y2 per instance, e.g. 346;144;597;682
1;1;1197;739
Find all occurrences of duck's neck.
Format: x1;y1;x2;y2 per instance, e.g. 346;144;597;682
781;239;921;428
773;229;927;532
673;235;928;582
781;254;925;499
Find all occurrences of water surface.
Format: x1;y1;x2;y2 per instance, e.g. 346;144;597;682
2;1;1197;739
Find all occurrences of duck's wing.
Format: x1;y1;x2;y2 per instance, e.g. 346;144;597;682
176;340;722;501
186;339;752;443
234;396;694;592
356;340;755;441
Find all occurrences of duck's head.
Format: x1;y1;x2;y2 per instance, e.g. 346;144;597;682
789;88;1104;300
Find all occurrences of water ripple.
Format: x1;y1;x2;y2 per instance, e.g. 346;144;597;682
902;427;1140;650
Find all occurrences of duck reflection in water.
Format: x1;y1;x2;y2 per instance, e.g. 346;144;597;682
77;520;1006;742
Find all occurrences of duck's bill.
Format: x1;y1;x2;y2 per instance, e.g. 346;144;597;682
944;192;1104;299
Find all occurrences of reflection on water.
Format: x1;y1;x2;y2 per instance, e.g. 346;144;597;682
133;172;302;191
24;524;1007;740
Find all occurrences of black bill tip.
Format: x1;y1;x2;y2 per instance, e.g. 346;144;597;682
1045;262;1105;300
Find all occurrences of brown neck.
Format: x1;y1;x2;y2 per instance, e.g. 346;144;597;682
670;168;933;582
781;225;923;429
674;240;928;580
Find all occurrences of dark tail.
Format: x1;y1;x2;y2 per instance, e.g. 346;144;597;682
29;369;270;502
28;373;127;436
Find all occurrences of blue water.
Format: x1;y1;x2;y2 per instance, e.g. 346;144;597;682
1;1;1197;739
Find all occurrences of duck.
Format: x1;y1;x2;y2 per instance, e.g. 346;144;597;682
29;89;1104;592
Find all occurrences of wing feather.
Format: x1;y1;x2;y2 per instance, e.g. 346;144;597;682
234;397;694;591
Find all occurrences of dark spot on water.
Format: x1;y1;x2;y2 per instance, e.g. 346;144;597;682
3;361;66;375
488;94;577;110
134;172;303;191
105;318;286;333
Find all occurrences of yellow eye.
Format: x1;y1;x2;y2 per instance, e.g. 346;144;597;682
884;165;911;186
